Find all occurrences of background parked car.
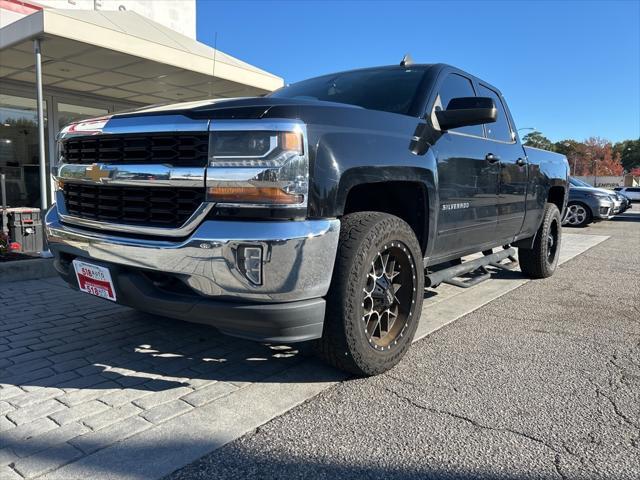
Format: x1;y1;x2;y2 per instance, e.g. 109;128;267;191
616;192;632;212
572;177;631;215
613;187;640;203
564;178;615;227
570;177;631;214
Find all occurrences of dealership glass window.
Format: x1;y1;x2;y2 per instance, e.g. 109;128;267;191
0;93;48;208
57;102;109;130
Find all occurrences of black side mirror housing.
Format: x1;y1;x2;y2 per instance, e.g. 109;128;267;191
435;97;497;131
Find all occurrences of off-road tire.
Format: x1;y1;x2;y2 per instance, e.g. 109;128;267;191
316;212;424;376
519;203;562;279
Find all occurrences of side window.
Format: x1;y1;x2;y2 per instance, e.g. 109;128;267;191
432;73;483;137
477;84;513;142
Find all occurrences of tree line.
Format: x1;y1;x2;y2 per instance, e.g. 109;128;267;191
521;132;640;177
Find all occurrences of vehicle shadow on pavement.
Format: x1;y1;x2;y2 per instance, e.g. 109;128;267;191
0;435;530;480
610;215;640;223
165;441;539;480
0;258;530;395
1;305;342;393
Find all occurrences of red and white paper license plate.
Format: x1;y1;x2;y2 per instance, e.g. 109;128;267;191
72;260;116;302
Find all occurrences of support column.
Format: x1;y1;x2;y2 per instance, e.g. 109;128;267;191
34;38;52;256
34;38;47;213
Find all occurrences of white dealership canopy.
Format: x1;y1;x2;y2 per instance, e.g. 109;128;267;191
0;8;284;103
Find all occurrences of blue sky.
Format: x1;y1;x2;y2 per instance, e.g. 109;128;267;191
196;0;640;143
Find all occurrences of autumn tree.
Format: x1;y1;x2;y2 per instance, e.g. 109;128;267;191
613;139;640;173
582;137;624;176
522;131;554;151
554;139;588;175
531;136;634;177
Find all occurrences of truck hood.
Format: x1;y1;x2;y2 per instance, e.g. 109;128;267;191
111;96;363;120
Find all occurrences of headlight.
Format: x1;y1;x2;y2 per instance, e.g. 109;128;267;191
206;121;308;208
586;192;611;199
209;131;301;166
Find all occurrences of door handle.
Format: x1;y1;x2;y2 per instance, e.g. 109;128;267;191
516;157;526;166
485;153;500;164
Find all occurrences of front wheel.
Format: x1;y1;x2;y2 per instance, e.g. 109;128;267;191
519;203;562;279
563;202;592;227
316;212;424;376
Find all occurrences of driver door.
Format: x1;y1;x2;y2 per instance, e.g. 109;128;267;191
430;73;500;257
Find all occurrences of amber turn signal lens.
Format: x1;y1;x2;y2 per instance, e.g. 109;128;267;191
208;186;303;205
280;131;303;154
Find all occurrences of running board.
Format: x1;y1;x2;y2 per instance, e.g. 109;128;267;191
425;248;518;288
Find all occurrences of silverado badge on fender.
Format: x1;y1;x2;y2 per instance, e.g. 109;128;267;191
442;202;470;211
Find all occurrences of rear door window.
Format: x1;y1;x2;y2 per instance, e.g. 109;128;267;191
477;84;513;142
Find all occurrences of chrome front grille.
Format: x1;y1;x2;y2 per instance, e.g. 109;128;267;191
62;183;204;228
61;133;209;166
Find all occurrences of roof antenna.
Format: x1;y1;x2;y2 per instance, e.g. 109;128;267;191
400;53;413;67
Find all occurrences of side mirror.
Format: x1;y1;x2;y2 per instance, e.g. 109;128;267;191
435;97;497;131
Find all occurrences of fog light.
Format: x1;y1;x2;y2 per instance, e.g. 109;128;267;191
237;245;263;285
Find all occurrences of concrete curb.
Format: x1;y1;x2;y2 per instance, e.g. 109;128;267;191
0;258;57;283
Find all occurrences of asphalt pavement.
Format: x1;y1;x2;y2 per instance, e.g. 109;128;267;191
167;207;640;480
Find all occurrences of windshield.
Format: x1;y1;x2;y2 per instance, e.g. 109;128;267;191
270;67;429;115
569;177;593;187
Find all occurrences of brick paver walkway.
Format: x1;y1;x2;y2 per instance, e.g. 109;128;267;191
0;277;305;479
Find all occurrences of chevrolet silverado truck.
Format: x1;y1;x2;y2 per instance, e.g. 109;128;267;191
46;63;569;375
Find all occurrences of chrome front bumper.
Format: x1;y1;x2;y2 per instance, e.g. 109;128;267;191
45;205;340;303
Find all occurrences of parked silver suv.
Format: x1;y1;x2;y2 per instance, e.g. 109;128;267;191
564;178;615;227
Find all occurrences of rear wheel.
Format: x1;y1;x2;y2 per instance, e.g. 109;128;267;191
563;202;592;227
519;203;561;279
317;212;424;376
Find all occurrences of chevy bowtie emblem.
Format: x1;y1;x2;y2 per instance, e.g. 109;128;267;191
86;164;110;182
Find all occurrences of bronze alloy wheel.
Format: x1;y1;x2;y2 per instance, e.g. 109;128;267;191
317;211;424;376
362;242;416;350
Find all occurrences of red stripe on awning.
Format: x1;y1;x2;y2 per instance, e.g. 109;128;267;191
0;0;42;15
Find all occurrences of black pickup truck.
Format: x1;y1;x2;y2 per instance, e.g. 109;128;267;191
46;62;569;375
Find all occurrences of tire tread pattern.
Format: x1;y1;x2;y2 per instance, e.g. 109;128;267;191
316;211;423;376
519;203;561;279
